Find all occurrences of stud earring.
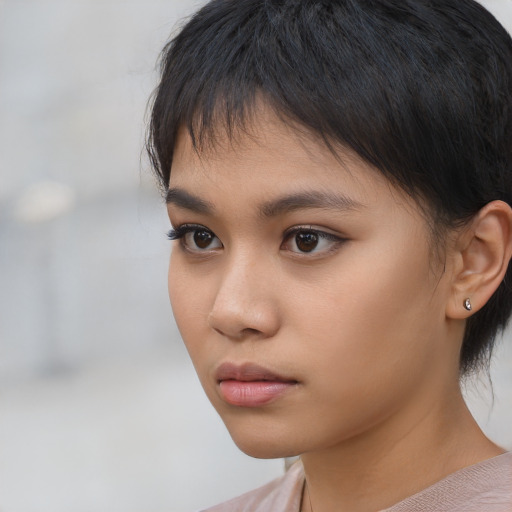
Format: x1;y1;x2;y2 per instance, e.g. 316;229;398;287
463;298;472;311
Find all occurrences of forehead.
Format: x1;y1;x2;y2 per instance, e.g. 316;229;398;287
170;108;412;215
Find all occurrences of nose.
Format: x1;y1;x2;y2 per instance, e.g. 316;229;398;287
208;254;280;341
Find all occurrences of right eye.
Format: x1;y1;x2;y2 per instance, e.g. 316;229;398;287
167;225;223;252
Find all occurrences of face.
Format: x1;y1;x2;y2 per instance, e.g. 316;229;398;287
166;111;461;459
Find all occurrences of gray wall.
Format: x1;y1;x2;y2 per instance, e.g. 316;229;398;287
0;1;511;511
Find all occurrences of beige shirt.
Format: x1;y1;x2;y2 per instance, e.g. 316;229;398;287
202;452;512;511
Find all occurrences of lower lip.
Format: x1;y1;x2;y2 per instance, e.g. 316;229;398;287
218;380;296;407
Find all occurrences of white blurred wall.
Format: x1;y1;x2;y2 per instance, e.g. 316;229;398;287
0;1;511;511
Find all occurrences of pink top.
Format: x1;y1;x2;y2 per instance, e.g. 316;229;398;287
202;452;512;511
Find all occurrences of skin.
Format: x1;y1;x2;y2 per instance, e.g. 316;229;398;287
166;109;506;512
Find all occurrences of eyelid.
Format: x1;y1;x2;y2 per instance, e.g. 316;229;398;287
167;223;209;240
281;225;347;255
167;223;223;253
283;225;345;242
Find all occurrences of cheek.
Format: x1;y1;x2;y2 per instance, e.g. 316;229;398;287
168;255;210;354
275;268;440;445
289;240;443;393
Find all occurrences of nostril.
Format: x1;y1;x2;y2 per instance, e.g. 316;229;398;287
241;327;262;337
212;326;264;340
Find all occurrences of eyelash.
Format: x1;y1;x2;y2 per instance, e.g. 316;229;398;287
167;224;346;254
167;224;201;241
167;224;222;253
283;226;344;244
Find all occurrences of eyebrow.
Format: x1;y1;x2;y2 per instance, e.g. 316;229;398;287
166;187;364;217
260;191;364;217
166;187;215;214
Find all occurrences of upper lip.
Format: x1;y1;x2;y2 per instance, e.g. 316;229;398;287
215;362;297;383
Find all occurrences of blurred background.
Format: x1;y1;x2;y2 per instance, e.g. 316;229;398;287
0;1;511;511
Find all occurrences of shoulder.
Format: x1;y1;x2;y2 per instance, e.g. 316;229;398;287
386;452;512;512
199;461;304;512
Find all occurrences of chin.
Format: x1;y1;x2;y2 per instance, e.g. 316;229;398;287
232;437;301;460
222;419;306;459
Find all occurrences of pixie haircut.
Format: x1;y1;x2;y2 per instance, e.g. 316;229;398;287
147;0;512;374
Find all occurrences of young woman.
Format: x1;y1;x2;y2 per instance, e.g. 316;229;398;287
147;1;512;510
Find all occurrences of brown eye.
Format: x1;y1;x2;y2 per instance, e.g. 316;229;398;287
281;227;345;256
295;232;319;252
177;226;222;252
194;229;214;249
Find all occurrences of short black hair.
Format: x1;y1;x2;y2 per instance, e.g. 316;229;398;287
147;0;512;374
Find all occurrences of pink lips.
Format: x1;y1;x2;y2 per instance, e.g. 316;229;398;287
216;363;298;407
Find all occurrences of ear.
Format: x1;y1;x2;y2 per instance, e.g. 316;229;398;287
446;200;512;319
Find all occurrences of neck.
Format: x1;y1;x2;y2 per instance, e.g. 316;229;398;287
300;388;502;512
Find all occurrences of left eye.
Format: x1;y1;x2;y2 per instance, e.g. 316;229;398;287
282;228;344;254
167;225;222;252
185;229;218;250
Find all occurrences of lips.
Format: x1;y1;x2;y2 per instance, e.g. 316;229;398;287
215;362;295;383
215;363;298;407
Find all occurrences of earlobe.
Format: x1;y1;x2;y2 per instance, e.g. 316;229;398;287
446;201;512;319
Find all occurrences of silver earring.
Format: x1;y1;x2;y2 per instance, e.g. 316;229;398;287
463;298;472;311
